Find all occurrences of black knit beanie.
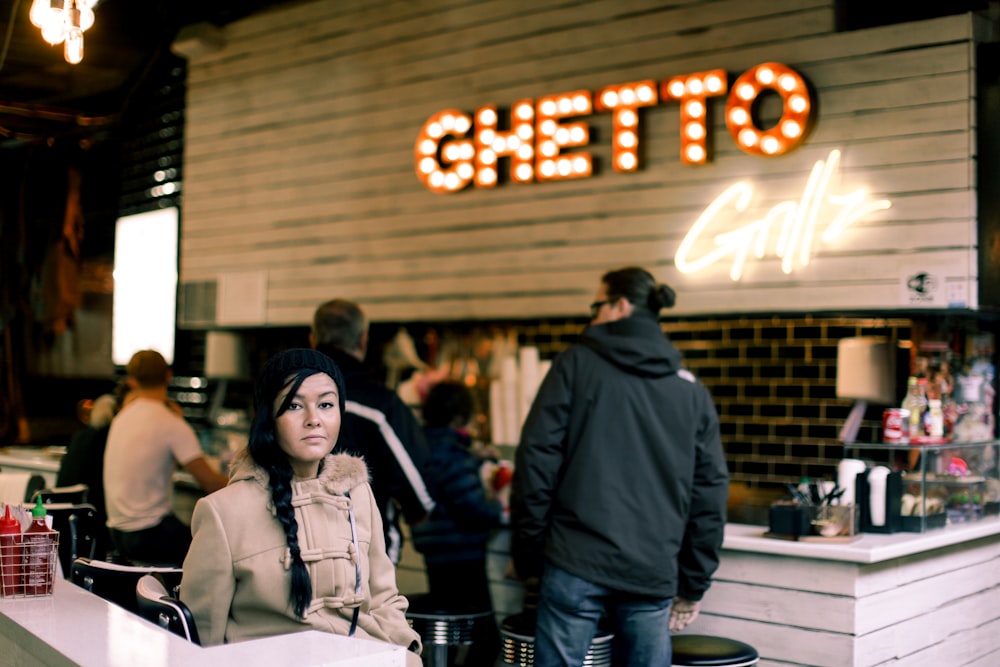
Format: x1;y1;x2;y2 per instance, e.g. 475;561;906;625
255;348;347;415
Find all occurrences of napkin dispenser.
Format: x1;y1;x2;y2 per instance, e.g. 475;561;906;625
855;469;904;533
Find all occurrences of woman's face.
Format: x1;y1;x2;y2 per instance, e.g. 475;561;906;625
274;372;342;479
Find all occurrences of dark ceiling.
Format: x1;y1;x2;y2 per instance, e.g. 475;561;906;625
2;0;994;146
0;0;295;144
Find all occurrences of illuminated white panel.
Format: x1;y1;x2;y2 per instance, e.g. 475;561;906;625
112;208;178;365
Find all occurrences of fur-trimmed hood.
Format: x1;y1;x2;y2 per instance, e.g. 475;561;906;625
228;447;370;495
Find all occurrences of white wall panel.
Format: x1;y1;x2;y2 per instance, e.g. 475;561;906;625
179;0;982;325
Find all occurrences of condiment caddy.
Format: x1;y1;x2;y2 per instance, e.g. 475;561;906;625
0;498;59;599
766;478;859;542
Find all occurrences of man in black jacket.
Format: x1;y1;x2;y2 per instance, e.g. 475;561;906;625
510;267;729;667
311;299;436;565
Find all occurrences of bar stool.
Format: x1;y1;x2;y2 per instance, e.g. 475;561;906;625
672;634;759;667
499;612;613;667
406;593;495;667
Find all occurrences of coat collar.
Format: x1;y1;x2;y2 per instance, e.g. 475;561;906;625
230;448;370;495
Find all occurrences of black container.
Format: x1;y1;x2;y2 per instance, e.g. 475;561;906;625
768;503;810;537
856;470;903;533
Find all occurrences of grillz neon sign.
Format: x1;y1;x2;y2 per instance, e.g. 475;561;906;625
415;62;813;193
675;149;892;280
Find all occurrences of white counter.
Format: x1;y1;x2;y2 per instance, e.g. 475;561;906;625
695;519;1000;667
0;576;406;667
723;516;1000;563
0;447;209;524
410;520;1000;666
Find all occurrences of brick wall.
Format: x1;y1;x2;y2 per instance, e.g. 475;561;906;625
667;316;914;486
182;313;997;490
507;315;915;487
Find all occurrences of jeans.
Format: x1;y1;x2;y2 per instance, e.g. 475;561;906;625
534;562;673;667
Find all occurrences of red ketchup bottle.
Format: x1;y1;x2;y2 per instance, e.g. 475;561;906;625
0;505;21;597
22;498;57;596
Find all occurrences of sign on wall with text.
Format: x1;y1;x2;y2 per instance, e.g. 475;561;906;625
179;1;981;323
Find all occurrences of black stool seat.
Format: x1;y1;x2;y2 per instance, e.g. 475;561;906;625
672;634;759;667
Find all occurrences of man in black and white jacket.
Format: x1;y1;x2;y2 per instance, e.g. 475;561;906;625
311;298;436;565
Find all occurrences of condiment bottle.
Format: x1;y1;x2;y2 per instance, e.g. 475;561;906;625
901;376;926;438
927;399;944;438
22;497;57;596
0;505;21;598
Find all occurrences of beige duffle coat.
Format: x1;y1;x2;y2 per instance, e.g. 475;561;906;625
181;451;421;658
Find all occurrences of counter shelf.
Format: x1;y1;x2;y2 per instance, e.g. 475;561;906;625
843;438;1000;532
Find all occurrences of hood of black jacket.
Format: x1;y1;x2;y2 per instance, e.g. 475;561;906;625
579;315;682;379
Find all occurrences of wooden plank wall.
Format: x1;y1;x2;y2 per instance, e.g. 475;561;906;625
399;522;1000;666
180;0;981;326
685;536;1000;666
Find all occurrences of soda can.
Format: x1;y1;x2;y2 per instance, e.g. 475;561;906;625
882;408;910;443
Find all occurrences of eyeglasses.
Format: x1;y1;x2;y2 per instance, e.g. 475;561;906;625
589;300;611;319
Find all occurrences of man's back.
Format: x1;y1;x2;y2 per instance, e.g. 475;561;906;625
320;345;435;564
103;398;202;532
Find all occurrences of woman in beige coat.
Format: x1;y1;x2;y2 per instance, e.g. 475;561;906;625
181;348;421;665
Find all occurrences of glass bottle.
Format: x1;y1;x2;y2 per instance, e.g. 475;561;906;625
0;505;21;598
901;376;927;438
927;398;944;437
22;497;56;596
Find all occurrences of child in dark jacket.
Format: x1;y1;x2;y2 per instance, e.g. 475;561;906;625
411;380;504;664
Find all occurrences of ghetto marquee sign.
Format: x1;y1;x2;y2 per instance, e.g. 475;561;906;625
414;62;813;193
414;62;893;282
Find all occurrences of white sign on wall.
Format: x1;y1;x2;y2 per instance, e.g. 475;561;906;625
899;267;970;308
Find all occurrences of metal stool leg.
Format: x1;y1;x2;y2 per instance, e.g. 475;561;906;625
423;643;448;667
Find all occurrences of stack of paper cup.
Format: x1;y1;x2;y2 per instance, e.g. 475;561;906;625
867;466;891;526
837;459;867;507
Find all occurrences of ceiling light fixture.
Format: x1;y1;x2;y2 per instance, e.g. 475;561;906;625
28;0;97;65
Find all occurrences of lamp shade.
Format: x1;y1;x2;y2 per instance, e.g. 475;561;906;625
205;331;249;379
836;336;895;405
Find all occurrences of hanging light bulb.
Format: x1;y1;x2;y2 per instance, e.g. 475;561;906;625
65;0;80;28
78;5;95;31
29;0;63;29
41;20;66;45
31;0;95;63
64;27;84;64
